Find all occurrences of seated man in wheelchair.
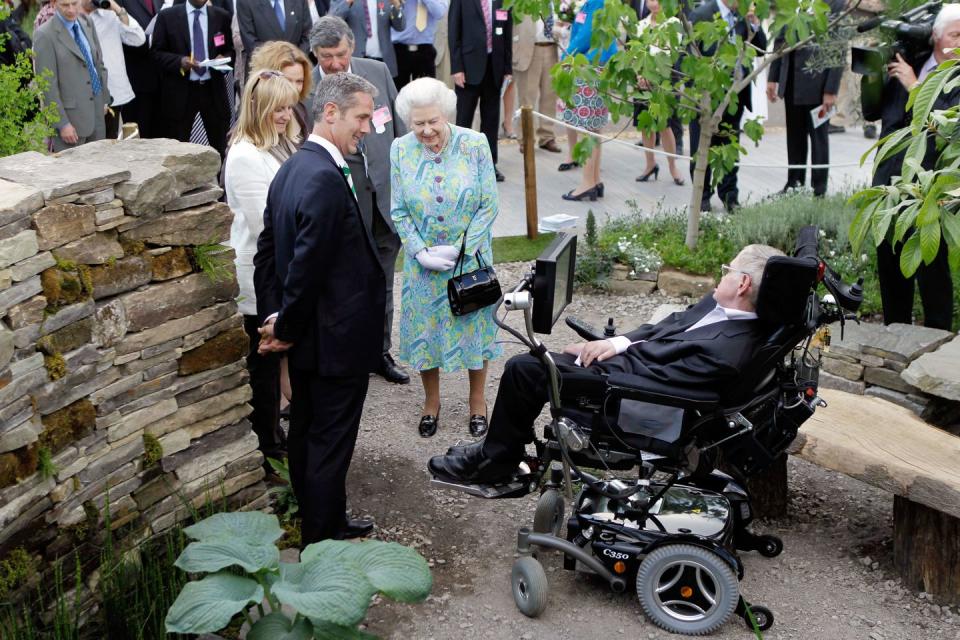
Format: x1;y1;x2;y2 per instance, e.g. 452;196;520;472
428;243;785;486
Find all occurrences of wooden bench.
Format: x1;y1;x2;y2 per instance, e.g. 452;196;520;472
786;388;960;604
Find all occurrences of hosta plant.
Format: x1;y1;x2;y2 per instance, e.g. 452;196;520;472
164;511;432;639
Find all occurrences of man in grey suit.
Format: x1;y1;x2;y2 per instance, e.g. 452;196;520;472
308;17;410;384
33;0;111;152
330;0;405;78
237;0;312;66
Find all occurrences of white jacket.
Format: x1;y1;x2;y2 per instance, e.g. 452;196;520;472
224;139;283;316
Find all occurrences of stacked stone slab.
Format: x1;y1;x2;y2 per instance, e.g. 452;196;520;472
818;321;955;417
0;139;265;566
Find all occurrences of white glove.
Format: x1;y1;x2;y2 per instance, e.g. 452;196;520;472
415;248;456;271
429;244;461;262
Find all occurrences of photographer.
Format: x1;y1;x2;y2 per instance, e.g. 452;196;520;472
82;0;145;138
868;3;960;331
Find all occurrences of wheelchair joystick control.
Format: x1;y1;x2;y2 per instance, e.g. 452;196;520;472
604;318;616;337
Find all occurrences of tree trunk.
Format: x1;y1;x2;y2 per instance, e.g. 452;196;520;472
893;495;960;605
686;110;716;251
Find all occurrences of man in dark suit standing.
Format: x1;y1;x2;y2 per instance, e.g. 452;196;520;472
237;0;312;65
688;0;766;212
330;0;405;77
448;0;512;182
150;0;234;157
307;17;411;385
118;0;160;138
766;0;843;197
255;72;386;544
429;243;784;484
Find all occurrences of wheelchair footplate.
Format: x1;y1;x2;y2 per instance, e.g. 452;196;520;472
429;459;542;499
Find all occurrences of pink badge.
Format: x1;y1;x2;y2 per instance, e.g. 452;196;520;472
574;11;586;23
371;105;392;133
213;33;226;46
495;8;508;20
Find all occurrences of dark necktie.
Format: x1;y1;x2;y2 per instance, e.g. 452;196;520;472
71;23;101;96
192;9;209;79
362;0;372;37
274;0;286;31
143;0;154;14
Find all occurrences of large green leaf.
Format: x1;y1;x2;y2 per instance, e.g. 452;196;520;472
942;210;960;250
183;511;284;546
165;572;263;634
302;541;432;604
175;539;280;574
247;612;313;640
899;233;924;277
919;220;942;264
311;620;378;640
273;560;377;627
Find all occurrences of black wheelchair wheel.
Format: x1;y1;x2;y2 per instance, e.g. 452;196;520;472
757;535;783;558
533;489;565;537
511;556;549;618
636;544;739;635
743;604;774;631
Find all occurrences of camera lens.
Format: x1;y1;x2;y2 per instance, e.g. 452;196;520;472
97;0;111;8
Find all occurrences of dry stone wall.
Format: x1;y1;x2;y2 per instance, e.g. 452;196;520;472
0;139;266;566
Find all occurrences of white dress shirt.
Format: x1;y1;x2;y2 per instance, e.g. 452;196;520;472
186;4;209;81
89;8;146;107
365;0;382;58
307;133;356;195
918;54;938;83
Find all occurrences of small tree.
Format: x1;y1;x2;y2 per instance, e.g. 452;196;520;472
0;8;58;157
508;0;856;249
849;56;960;277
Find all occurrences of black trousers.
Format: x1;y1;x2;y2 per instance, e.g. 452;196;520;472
372;207;401;354
392;43;436;90
288;368;369;545
455;57;500;166
876;236;954;331
120;91;160;139
689;102;744;210
163;81;228;158
784;101;829;196
242;315;284;460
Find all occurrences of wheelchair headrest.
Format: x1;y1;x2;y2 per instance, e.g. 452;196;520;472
754;255;819;327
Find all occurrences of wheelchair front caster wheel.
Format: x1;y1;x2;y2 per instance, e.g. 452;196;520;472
757;535;783;558
743;604;774;631
636;544;739;635
512;556;548;618
533;489;565;537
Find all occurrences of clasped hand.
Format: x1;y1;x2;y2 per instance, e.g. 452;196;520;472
562;339;616;367
258;318;293;355
416;245;460;271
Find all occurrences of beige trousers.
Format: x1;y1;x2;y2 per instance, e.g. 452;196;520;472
515;44;559;145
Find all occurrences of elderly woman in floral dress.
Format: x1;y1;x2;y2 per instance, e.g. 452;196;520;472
390;77;502;440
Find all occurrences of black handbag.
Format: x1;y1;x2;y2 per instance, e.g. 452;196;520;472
447;229;502;317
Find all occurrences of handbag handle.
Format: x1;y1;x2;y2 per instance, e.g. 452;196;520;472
452;230;489;277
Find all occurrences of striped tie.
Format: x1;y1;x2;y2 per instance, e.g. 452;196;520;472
341;165;357;196
72;23;101;96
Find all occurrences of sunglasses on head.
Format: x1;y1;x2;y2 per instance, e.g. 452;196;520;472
251;69;284;92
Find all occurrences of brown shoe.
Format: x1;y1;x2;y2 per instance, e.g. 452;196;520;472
539;139;561;153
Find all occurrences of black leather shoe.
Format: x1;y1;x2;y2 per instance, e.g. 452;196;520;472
495;168;506;182
419;404;440;438
341;517;374;539
428;447;519;484
468;415;488;438
446;439;484;456
378;353;410;384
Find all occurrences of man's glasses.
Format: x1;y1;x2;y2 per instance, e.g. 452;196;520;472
721;264;749;278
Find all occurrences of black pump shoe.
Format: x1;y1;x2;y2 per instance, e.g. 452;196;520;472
418;404;440;438
636;165;660;182
562;185;600;201
468;414;488;438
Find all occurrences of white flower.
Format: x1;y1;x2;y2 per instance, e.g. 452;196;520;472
829;250;836;257
819;229;826;237
861;254;868;263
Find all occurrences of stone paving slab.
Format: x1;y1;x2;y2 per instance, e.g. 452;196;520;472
828;321;954;363
903;335;960;402
0;152;130;200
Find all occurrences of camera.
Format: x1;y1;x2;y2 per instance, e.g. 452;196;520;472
851;0;940;75
96;0;112;8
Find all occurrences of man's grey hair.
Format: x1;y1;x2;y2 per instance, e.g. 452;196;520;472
395;77;458;125
309;16;354;50
736;244;785;306
311;73;378;123
933;3;960;40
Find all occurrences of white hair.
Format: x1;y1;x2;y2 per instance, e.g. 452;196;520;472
735;244;786;306
395;77;457;126
933;3;960;40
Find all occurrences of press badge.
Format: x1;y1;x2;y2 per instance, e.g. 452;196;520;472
495;9;508;20
372;105;392;134
213;33;226;46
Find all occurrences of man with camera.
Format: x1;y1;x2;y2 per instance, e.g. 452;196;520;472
867;3;960;331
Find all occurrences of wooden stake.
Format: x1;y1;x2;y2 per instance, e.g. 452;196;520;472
521;106;538;240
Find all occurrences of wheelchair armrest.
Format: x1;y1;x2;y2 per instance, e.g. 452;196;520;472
606;372;721;413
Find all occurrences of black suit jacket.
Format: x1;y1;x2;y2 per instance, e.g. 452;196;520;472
688;0;766;112
448;0;512;86
600;295;765;393
253;141;387;375
174;0;234;18
236;0;312;62
767;0;842;107
150;4;235;122
119;0;160;95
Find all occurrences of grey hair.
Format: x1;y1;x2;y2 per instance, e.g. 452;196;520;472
311;72;378;123
933;3;960;40
735;244;785;306
395;77;457;125
309;16;355;50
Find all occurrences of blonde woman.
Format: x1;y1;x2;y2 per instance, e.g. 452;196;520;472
248;41;314;142
225;71;301;470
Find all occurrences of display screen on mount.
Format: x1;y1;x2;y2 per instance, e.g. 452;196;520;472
532;233;577;334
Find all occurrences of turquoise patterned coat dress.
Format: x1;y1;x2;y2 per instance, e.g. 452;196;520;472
390;125;503;372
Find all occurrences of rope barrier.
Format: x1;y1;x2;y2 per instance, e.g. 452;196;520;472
517;109;870;170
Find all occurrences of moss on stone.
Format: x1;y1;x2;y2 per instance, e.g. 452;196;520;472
178;326;249;376
76;264;93;297
142;433;163;468
119;237;146;256
0;548;36;599
41;266;89;307
54;257;77;271
43;352;67;380
0;444;38;490
39;398;96;456
36;318;92;356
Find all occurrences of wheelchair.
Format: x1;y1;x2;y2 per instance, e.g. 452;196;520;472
429;226;864;635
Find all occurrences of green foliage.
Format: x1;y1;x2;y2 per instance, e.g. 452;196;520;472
0;549;36;600
0;7;58;157
267;457;299;524
585;210;598;248
190;242;233;283
36;447;57;481
142;433;163;468
165;511;433;638
43;352;67;380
